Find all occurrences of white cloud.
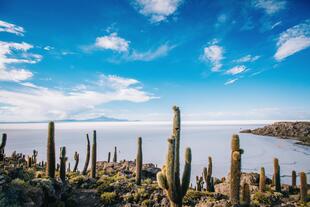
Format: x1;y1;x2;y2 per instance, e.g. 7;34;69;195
0;20;24;36
134;0;183;23
274;20;310;61
253;0;286;15
43;46;54;51
224;78;238;85
225;65;247;75
0;41;41;82
95;33;129;52
0;74;157;122
201;44;224;71
127;43;175;61
234;55;260;63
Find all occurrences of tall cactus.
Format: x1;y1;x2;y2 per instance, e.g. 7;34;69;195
300;172;308;202
259;167;266;192
157;106;191;207
230;134;243;206
82;134;90;175
113;146;117;162
27;156;32;168
273;158;281;192
108;152;111;163
136;137;143;185
203;156;214;192
91;130;97;178
32;150;38;170
241;182;251;206
0;133;7;161
73;151;79;172
292;170;296;188
59;146;67;183
46;121;55;178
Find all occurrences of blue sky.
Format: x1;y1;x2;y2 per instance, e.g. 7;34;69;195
0;0;310;122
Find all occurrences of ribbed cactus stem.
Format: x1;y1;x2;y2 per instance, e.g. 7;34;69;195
196;176;204;191
113;146;117;162
203;156;213;192
108;152;111;163
292;170;296;188
156;106;191;207
91;130;97;178
0;133;7;160
259;167;266;192
230;134;243;206
59;146;67;183
67;162;71;172
172;106;181;191
27;156;32;168
32;150;38;166
242;182;251;206
300;172;307;202
82;134;90;175
46;121;55;178
273;158;281;192
136;137;143;185
73;151;79;172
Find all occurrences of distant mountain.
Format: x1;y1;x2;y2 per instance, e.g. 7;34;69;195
0;116;129;124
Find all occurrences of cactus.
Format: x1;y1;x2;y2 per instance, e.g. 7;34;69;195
259;167;266;192
27;156;32;168
230;134;243;206
59;146;67;183
196;176;204;191
73;151;79;172
91;130;97;178
157;106;191;207
82;134;90;175
241;182;251;206
108;152;111;163
56;163;60;171
300;172;308;202
46;121;55;178
0;133;7;161
32;150;38;170
67;162;71;172
273;158;281;192
203;156;214;192
113;146;117;162
292;170;296;188
136;137;143;185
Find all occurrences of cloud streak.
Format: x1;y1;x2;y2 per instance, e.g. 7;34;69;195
201;43;224;72
0;20;25;36
225;65;247;75
126;43;175;61
252;0;286;15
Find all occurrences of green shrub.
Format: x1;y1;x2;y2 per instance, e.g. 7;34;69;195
100;192;117;205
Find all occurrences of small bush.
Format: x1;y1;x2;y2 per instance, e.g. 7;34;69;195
100;192;117;205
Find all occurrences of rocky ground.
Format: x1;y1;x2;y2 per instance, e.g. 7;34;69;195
240;122;310;146
0;154;309;207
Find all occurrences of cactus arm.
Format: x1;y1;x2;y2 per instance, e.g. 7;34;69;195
181;147;191;197
157;172;169;190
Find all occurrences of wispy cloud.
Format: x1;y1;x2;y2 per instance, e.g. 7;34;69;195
133;0;183;23
0;20;25;36
225;65;247;75
95;33;130;52
201;41;224;72
224;78;238;85
126;43;175;61
0;41;42;82
234;55;260;63
274;20;310;61
0;74;157;122
252;0;286;15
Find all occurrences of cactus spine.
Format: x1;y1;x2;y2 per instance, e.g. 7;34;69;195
203;156;214;192
273;158;281;192
259;167;266;192
292;170;296;188
82;134;90;175
0;133;7;161
300;172;308;202
136;137;143;185
113;146;117;162
59;146;67;182
91;130;97;178
46;121;55;178
108;152;111;163
73;151;79;172
157;106;191;207
230;134;243;206
241;182;251;206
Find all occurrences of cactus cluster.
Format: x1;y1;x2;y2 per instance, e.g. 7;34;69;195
230;134;243;206
82;134;90;175
157;106;192;207
46;121;55;178
196;176;204;191
203;156;214;192
136;137;143;185
0;133;7;161
59;146;67;182
91;130;97;178
273;158;281;192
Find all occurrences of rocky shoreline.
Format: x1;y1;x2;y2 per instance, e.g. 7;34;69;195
240;122;310;146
